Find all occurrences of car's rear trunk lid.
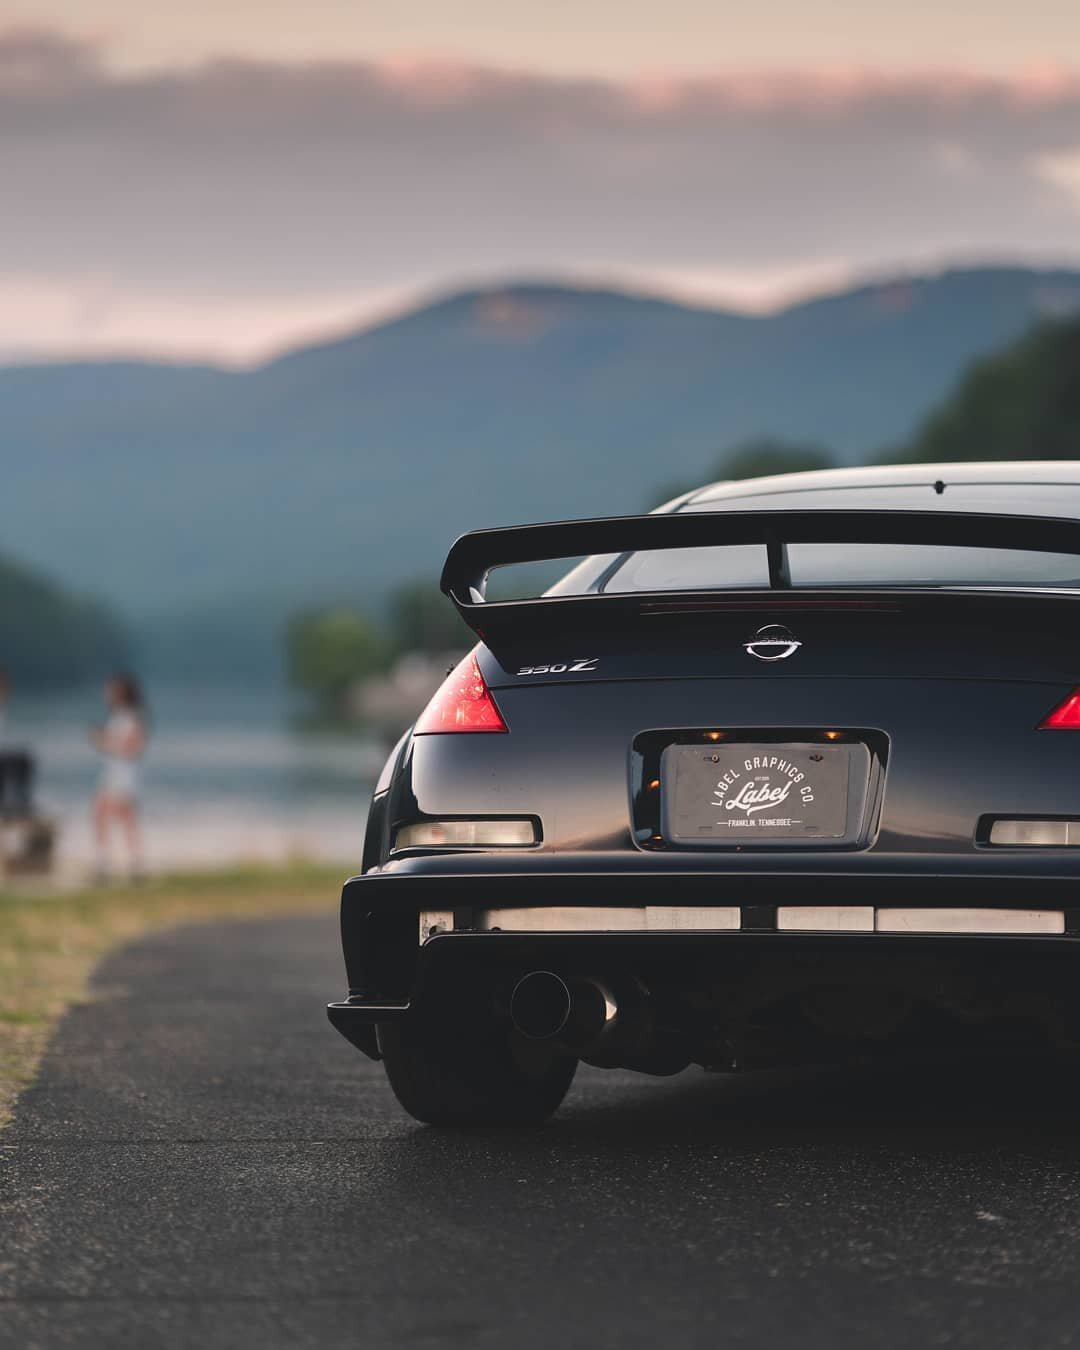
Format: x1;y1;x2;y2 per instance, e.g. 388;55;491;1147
478;590;1080;687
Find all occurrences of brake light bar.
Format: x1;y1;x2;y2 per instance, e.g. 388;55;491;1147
414;653;508;734
1040;689;1080;729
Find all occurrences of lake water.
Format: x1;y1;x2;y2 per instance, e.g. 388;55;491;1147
6;684;385;876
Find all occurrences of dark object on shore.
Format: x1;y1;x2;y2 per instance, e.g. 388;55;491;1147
0;750;55;875
0;751;32;815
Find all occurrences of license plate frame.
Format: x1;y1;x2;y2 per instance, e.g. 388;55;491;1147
660;740;860;847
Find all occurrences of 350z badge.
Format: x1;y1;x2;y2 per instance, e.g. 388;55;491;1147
516;658;599;676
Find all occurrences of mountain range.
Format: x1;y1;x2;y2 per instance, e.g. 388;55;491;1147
4;265;1080;678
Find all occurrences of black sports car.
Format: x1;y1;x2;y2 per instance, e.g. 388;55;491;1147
329;461;1080;1125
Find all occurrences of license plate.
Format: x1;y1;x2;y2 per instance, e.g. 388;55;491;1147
660;741;852;844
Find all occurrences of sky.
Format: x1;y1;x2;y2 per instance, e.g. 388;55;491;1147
17;0;1080;78
5;2;1080;361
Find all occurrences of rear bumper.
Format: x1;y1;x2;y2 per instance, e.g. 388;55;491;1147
328;857;1080;1057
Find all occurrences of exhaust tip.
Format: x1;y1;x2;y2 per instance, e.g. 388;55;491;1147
510;970;572;1040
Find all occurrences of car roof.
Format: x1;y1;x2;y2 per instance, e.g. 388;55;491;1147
685;461;1080;509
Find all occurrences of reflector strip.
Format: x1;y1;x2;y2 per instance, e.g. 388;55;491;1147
418;905;1068;941
778;906;874;931
876;908;1064;935
473;906;740;933
419;911;455;942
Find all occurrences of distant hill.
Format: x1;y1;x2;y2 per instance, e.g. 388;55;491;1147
2;265;1079;678
0;552;128;689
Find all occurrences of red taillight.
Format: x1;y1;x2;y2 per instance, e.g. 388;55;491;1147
414;653;508;734
1040;689;1080;729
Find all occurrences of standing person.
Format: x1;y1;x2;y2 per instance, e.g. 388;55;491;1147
91;673;148;881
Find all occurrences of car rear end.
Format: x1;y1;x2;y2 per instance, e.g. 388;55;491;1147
329;467;1080;1123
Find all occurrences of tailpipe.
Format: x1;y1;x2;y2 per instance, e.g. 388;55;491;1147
510;971;617;1052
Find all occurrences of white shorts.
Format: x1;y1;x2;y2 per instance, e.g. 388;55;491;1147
100;758;139;802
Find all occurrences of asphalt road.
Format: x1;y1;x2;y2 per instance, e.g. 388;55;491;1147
6;914;1080;1349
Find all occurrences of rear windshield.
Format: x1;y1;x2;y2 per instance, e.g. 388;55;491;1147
600;485;1080;593
602;542;1080;592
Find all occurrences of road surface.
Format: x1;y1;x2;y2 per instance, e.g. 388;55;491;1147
5;912;1080;1348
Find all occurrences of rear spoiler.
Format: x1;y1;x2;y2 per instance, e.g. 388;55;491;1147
440;509;1080;638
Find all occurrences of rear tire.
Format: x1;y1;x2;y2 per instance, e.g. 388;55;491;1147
378;1009;578;1127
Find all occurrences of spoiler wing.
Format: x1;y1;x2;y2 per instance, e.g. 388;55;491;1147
440;508;1080;638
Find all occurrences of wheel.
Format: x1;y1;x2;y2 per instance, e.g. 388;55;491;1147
378;1007;578;1127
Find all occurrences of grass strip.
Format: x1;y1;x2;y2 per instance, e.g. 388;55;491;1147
0;862;346;1128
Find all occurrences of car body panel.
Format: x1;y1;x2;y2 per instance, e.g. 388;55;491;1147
400;677;1074;856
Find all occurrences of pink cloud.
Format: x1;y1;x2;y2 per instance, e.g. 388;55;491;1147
3;24;1080;356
